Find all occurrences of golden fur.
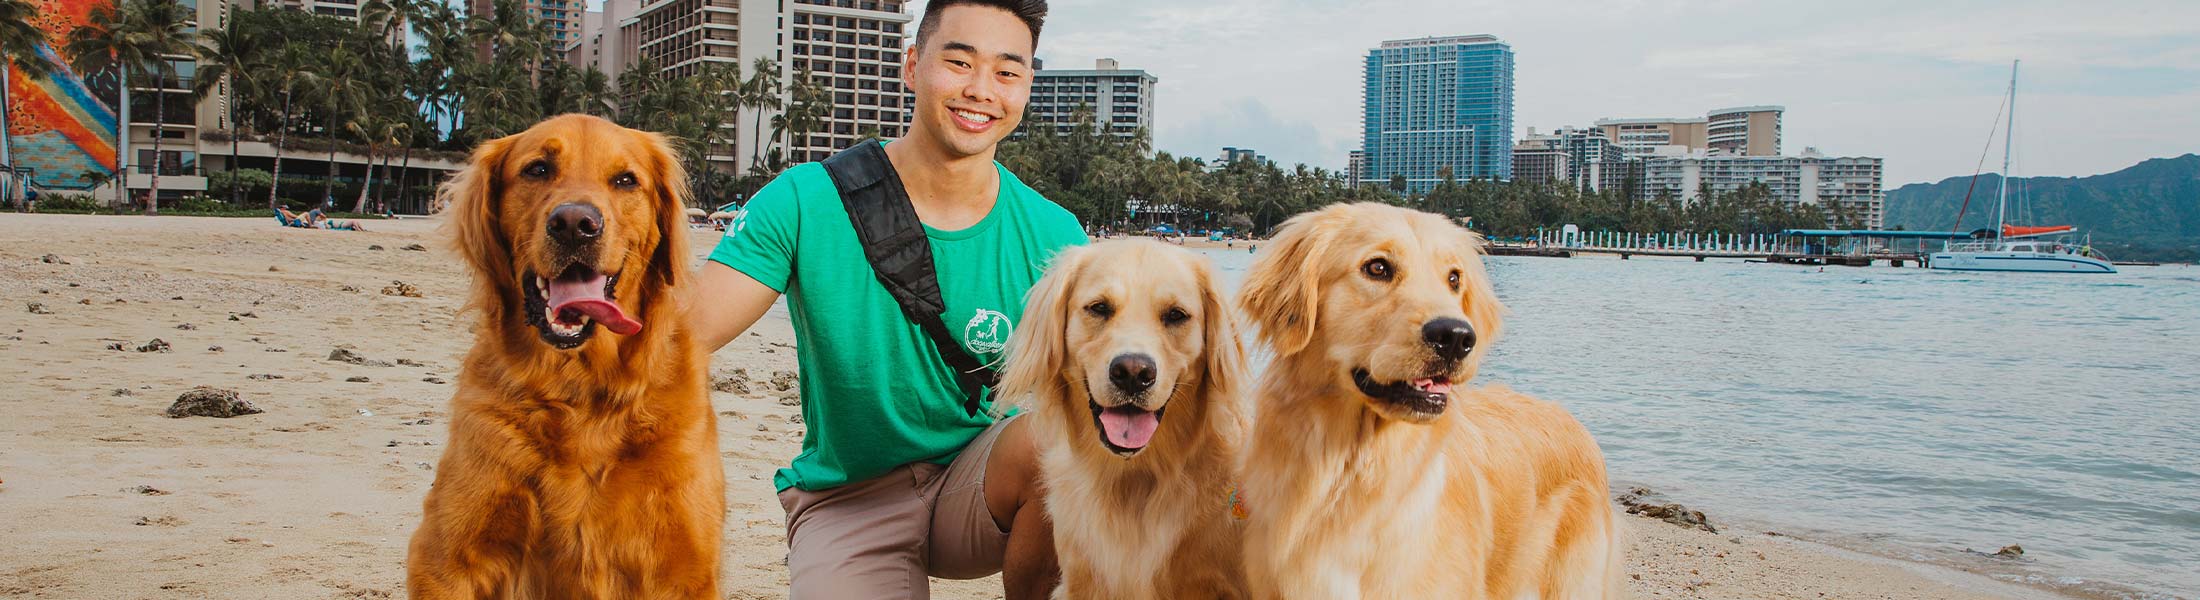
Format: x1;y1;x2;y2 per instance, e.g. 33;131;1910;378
406;114;723;598
1236;203;1621;599
999;240;1251;599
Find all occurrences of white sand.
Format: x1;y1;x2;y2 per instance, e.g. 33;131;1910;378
0;214;2070;599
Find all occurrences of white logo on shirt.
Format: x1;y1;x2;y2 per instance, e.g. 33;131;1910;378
727;209;750;237
965;309;1011;354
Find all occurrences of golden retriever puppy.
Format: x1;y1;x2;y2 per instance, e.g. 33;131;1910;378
1236;203;1620;600
999;239;1251;600
407;114;723;599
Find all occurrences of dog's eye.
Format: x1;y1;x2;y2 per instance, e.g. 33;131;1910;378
521;160;553;179
1161;307;1190;325
611;172;639;190
1448;269;1462;292
1362;258;1393;281
1085;301;1114;319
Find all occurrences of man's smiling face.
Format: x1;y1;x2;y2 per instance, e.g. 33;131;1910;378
904;4;1034;159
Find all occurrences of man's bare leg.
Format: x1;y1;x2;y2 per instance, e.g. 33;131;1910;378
984;417;1059;600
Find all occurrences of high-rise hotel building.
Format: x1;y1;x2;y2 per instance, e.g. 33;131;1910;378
579;0;910;170
1357;35;1514;194
1021;58;1157;139
1594;106;1783;157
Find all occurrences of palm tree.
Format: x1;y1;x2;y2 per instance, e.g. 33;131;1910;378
196;10;262;206
359;0;426;53
770;68;830;163
66;0;200;215
2;0;57;210
574;66;613;117
465;0;549;86
740;57;782;169
380;114;419;211
314;46;367;207
346;112;402;213
412;3;465;133
263;43;318;209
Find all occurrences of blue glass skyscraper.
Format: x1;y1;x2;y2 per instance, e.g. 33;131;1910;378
1360;35;1515;195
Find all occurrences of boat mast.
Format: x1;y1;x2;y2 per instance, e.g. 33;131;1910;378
1995;60;2017;239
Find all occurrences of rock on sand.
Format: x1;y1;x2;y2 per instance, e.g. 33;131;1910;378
165;387;262;418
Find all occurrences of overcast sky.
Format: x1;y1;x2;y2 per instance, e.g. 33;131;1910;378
909;0;2200;186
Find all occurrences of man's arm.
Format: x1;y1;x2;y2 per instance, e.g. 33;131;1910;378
687;261;783;355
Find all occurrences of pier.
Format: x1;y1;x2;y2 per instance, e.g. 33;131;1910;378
1487;228;1974;267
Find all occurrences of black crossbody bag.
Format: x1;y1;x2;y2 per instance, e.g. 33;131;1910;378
818;141;998;417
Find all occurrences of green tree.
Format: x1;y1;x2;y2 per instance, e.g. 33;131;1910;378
64;0;199;213
313;46;368;206
261;43;318;209
740;57;783;170
195;10;264;206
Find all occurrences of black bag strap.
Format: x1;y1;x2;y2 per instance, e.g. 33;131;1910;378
820;141;998;416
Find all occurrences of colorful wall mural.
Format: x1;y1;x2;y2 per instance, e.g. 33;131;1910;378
4;0;120;190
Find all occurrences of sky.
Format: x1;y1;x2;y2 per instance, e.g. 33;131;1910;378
908;0;2200;186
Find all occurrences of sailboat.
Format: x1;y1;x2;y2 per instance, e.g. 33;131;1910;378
1929;61;2117;274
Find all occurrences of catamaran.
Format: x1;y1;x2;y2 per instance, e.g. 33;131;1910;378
1929;60;2116;274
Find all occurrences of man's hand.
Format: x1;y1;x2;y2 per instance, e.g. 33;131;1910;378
687;261;783;355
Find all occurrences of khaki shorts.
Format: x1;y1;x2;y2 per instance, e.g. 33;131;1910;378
776;413;1018;599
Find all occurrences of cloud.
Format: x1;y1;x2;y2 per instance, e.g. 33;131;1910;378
1162;97;1347;169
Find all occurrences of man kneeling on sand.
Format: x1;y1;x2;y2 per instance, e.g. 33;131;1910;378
684;1;1079;598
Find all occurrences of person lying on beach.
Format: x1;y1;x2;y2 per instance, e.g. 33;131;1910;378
275;207;366;231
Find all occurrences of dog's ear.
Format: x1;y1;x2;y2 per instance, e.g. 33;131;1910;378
441;134;518;297
1456;228;1506;380
1193;255;1249;439
997;245;1089;414
1238;209;1334;355
642;130;691;292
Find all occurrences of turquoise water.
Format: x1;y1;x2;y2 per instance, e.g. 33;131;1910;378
1203;251;2200;598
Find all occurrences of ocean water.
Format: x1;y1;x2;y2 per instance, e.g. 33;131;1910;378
1202;250;2200;598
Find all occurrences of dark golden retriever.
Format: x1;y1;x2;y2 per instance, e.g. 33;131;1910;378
1237;202;1620;599
998;239;1250;599
407;114;723;598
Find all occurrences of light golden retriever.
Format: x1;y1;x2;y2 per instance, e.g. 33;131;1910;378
999;239;1250;599
1236;202;1620;599
407;114;723;598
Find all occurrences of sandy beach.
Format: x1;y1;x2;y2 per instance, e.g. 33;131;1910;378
0;213;2077;599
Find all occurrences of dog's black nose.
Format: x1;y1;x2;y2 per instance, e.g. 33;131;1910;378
1421;318;1476;361
547;203;603;245
1108;353;1157;395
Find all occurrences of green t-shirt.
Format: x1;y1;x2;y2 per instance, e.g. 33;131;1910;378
709;158;1086;492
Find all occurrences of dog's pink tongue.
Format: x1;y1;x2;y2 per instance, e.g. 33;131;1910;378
547;276;641;335
1098;406;1160;450
1413;378;1453;395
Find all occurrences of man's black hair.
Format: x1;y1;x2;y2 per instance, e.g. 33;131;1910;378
915;0;1047;50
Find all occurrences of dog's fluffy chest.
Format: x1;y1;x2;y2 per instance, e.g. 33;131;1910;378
1043;447;1223;597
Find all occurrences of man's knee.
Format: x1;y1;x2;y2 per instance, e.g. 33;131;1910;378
984;416;1044;523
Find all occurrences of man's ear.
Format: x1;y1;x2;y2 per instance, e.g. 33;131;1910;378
1238;209;1336;356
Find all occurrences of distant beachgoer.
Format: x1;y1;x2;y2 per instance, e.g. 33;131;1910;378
309;208;366;231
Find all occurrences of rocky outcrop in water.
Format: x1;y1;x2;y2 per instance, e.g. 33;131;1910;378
1617;486;1718;533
